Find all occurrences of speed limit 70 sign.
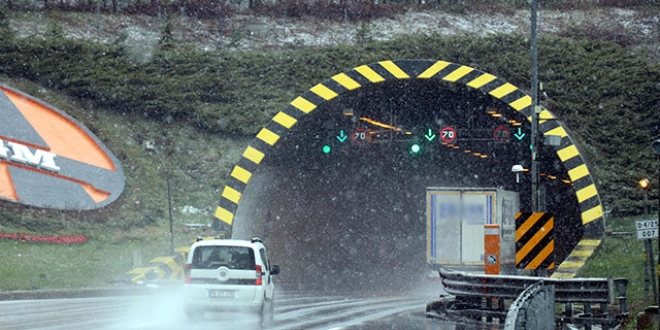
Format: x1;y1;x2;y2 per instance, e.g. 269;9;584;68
636;219;658;240
440;126;456;143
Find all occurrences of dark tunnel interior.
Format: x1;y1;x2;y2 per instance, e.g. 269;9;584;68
231;79;583;292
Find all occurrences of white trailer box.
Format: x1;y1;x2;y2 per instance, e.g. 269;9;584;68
426;187;519;273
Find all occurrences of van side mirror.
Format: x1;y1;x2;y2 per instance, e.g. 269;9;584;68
270;265;280;275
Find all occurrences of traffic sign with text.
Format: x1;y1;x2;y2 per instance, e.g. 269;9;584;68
636;219;658;240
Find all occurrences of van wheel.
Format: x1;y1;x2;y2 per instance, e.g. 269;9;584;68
260;297;274;328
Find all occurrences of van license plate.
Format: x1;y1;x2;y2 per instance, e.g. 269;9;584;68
208;290;235;298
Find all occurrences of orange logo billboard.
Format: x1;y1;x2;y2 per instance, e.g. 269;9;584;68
0;85;125;210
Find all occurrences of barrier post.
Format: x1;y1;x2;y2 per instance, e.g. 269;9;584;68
485;224;500;275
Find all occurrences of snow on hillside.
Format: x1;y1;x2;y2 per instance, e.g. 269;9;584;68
9;7;659;54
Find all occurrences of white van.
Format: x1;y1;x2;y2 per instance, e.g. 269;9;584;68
183;237;280;326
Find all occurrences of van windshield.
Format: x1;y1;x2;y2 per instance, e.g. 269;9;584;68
192;246;255;270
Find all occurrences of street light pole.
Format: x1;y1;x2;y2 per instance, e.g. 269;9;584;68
647;189;658;303
530;0;540;213
145;141;174;255
641;178;657;302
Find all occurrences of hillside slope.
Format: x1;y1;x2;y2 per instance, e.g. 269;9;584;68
9;6;660;58
1;5;659;235
0;5;659;294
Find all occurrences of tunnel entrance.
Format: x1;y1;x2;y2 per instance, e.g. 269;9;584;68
218;60;603;291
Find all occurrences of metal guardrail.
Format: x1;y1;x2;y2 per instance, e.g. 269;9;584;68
430;268;628;330
504;282;556;330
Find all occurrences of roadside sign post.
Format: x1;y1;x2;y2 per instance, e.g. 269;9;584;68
647;183;658;303
649;237;658;303
647;235;653;299
145;141;174;255
640;177;657;301
652;138;660;323
637;218;658;301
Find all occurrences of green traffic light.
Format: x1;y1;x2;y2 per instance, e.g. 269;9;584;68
322;145;331;154
410;143;421;154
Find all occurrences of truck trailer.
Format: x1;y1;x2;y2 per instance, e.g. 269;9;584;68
427;187;519;274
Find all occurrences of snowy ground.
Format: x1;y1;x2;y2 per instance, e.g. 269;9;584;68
8;7;660;55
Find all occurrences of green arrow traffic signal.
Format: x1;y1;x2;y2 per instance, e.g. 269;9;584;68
424;129;436;142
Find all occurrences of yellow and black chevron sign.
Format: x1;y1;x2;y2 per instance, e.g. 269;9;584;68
516;212;555;270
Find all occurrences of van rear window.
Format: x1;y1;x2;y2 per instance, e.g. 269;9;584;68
192;246;255;270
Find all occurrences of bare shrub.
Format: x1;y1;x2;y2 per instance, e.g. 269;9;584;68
254;0;399;22
557;21;642;47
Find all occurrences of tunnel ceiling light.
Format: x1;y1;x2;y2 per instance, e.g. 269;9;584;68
359;117;402;131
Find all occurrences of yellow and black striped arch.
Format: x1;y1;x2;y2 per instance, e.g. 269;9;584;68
214;59;604;239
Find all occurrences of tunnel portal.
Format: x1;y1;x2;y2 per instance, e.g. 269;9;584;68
216;60;604;291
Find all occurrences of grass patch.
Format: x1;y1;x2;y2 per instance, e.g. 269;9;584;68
578;215;659;329
579;216;656;303
0;234;168;290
